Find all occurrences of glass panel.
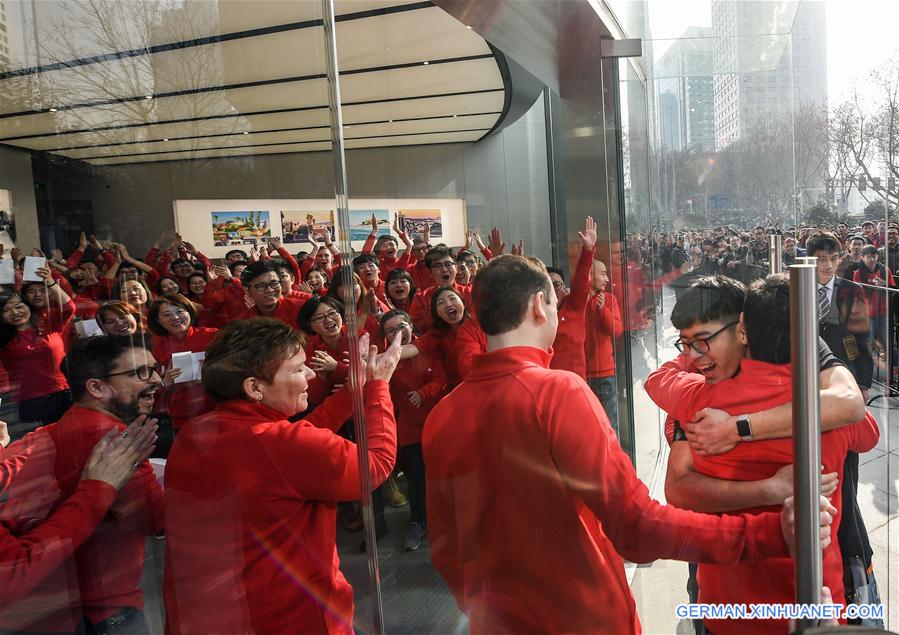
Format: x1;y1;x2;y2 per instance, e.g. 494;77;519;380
0;1;362;633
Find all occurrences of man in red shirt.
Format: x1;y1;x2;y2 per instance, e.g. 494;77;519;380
585;259;622;432
353;254;389;305
0;335;164;634
546;216;596;379
647;274;877;634
0;418;157;610
422;255;834;635
237;260;312;326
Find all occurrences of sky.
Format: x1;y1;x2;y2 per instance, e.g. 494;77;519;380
645;0;898;103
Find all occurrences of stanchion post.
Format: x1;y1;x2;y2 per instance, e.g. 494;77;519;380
790;261;823;628
769;234;783;274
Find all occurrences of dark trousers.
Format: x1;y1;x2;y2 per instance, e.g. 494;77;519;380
85;609;149;635
399;443;426;525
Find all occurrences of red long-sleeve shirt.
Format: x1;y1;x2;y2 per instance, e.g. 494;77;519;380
152;327;218;429
549;247;593;378
0;406;163;631
0;300;75;402
853;262;895;317
585;291;622;378
389;338;447;445
0;429;117;604
163;381;396;635
644;358;879;634
455;316;487;381
407;259;433;293
236;294;313;327
423;346;791;635
203;278;249;328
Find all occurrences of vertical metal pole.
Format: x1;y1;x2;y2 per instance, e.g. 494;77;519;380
790;261;822;626
320;2;384;633
769;234;783;274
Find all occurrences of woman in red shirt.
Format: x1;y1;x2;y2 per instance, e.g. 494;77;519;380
147;294;217;430
385;267;416;312
118;278;153;320
0;267;76;426
97;301;146;337
304;267;329;296
381;310;447;551
163;318;401;635
327;269;386;343
298;296;353;408
408;286;468;387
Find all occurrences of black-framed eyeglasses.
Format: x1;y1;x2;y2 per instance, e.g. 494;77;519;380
432;260;455;270
252;280;282;292
105;363;164;382
383;321;410;337
674;321;739;355
310;309;341;324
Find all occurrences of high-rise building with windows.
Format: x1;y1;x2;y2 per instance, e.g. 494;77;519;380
656;26;715;151
0;0;11;69
712;0;826;150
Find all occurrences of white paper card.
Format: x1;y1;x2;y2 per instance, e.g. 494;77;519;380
0;259;14;284
171;351;205;383
22;257;46;282
75;319;103;337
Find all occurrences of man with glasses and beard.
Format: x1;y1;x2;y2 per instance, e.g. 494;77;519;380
0;336;165;635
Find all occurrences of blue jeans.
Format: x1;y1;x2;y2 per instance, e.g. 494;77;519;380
588;375;618;437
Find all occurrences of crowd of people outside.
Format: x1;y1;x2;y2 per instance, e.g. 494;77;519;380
0;209;893;634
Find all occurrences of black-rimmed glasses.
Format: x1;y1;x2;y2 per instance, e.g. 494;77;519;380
310;309;340;324
674;321;739;355
105;363;164;382
252;280;282;292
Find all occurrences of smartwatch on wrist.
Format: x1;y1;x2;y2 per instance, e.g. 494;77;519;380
736;415;752;441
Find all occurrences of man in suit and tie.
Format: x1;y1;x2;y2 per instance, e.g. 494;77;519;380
807;231;874;400
806;231;880;614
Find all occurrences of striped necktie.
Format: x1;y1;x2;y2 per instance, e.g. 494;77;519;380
817;286;830;322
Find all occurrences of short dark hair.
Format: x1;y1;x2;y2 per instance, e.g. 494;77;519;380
424;247;454;269
147;294;197;336
455;249;476;262
473;255;552;336
862;220;875;228
805;232;841;257
202;318;304;402
271;259;294;279
380;309;411;336
63;335;153;401
352;254;379;270
743;274;791;364
171;258;193;270
187;272;206;287
297;295;344;335
227;260;247;276
225;249;247;260
327;269;363;300
862;245;878;257
670;275;746;330
240;260;278;287
546;266;565;282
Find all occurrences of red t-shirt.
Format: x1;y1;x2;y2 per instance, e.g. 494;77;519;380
0;301;75;402
423;346;790;634
163;383;396;635
203;278;249;328
455;316;487;381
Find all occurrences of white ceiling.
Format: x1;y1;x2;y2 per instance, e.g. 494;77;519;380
0;1;508;165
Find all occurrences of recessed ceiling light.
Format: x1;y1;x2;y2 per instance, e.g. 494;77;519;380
162;138;169;141
48;107;57;112
144;95;153;100
243;131;249;135
388;119;393;123
423;61;429;65
453;114;458;118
